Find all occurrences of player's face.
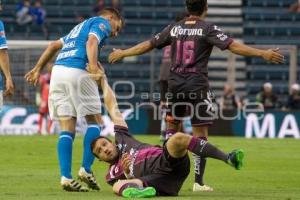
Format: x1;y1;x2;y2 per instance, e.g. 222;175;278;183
110;19;122;37
93;138;118;163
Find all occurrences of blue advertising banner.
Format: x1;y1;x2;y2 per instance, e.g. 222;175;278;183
0;105;153;135
232;111;300;139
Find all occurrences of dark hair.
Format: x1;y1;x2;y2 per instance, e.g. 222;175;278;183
185;0;207;16
90;136;113;158
99;7;125;28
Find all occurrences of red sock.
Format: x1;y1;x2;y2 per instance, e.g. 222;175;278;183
38;114;43;134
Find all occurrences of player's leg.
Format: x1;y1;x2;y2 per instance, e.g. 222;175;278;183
113;179;156;198
159;80;168;141
46;115;52;135
190;90;217;191
37;112;43;134
192;125;211;191
76;72;102;190
58;117;88;192
81;114;103;173
165;96;186;140
78;114;102;190
166;132;244;169
49;66;88;192
58;117;76;179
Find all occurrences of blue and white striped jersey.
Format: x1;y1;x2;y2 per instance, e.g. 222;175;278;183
55;17;111;70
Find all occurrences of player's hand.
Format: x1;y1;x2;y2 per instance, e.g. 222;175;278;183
86;62;105;81
108;48;124;63
24;68;40;86
121;153;131;175
4;77;14;96
262;48;285;64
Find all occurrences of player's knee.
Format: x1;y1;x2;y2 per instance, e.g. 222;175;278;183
170;132;189;149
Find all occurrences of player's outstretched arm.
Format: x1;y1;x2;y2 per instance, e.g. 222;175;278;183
88;64;128;128
100;76;128;128
0;49;14;96
228;41;285;64
108;40;154;63
25;39;62;86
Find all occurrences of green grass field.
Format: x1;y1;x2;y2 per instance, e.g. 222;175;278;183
0;135;299;200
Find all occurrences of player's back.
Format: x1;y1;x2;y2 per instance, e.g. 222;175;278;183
169;17;231;73
55;17;111;70
151;16;233;91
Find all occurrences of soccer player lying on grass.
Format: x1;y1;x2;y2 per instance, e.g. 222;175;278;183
91;75;245;198
108;0;284;193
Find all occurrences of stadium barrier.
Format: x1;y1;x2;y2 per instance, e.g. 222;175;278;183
0;105;158;136
1;105;299;139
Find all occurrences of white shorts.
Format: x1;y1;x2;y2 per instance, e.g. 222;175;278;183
48;65;101;119
0;90;3;110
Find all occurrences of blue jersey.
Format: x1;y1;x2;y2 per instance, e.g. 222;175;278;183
55;17;111;70
0;20;8;91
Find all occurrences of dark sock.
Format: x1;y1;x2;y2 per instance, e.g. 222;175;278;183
118;183;141;196
188;136;228;162
193;137;207;185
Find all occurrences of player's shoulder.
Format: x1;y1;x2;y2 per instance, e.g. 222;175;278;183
89;16;111;32
203;21;223;32
91;17;110;26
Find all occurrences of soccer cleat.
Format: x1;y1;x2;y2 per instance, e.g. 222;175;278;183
78;167;100;190
228;149;244;170
192;183;214;192
122;186;156;198
60;176;89;192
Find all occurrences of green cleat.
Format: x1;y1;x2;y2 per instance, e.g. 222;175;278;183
122;186;156;198
228;149;244;170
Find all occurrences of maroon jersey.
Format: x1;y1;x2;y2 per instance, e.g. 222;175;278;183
105;127;190;196
160;45;172;81
105;131;164;185
150;17;234;92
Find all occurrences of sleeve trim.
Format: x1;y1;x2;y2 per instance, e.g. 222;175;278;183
89;32;101;44
222;38;234;50
0;45;8;49
59;38;64;45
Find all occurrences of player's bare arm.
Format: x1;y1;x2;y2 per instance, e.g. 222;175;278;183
87;63;128;128
228;41;285;64
0;49;14;96
86;34;102;80
108;40;154;63
99;75;128;128
25;39;63;86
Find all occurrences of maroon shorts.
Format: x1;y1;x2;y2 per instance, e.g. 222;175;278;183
140;145;190;196
166;90;217;126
